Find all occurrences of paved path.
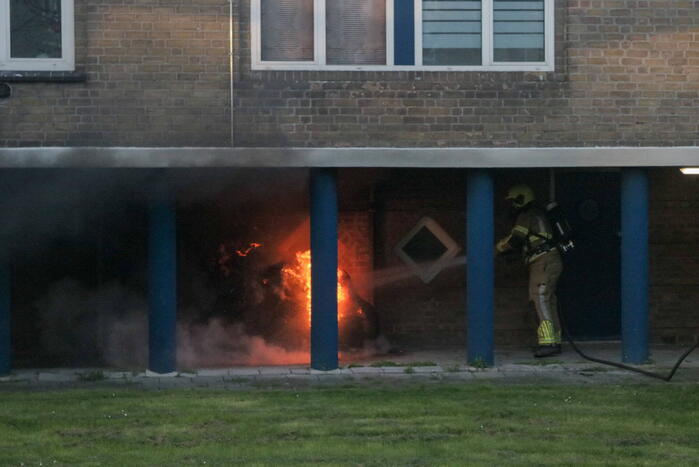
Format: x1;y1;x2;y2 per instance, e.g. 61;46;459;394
2;344;698;390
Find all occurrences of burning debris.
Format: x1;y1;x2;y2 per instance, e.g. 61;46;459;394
236;242;263;257
279;249;378;350
19;169;386;369
215;241;379;353
217;242;264;277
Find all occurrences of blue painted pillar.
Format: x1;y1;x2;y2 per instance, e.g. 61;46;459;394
148;176;177;374
310;168;339;371
621;168;649;364
0;258;10;377
466;170;495;366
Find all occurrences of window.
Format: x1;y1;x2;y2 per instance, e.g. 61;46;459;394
0;0;75;71
251;0;553;71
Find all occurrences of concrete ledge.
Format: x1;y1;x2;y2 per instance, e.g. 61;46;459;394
469;370;505;378
0;363;681;387
381;366;407;374
196;369;231;377
38;372;78;382
410;366;443;373
349;367;383;374
1;146;699;168
1;346;692;387
310;368;351;375
104;372;132;379
228;368;262;376
145;370;178;378
259;367;292;376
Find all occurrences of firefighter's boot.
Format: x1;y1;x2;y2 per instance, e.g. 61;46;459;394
534;344;561;358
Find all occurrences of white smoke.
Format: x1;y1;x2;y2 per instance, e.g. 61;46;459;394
34;279;317;368
36;279;148;368
177;319;310;368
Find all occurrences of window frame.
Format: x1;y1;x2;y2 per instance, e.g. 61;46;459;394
251;0;554;72
0;0;75;72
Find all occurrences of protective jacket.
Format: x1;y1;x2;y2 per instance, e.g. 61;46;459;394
496;204;563;346
496;205;555;264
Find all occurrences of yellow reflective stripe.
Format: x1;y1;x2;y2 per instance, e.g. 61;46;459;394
536;232;553;239
537;320;557;345
513;225;529;236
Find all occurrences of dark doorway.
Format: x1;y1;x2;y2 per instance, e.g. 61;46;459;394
556;171;621;340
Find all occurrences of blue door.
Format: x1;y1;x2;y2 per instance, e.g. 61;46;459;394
556;172;621;340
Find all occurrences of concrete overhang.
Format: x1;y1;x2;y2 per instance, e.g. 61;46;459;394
1;147;699;168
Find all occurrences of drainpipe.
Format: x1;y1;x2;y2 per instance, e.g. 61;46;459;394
229;0;235;147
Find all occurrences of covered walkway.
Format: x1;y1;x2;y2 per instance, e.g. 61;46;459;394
1;147;698;375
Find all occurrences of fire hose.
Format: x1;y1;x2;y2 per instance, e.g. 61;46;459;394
543;172;699;381
557;306;699;382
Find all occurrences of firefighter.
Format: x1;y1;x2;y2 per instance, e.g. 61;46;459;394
496;184;563;358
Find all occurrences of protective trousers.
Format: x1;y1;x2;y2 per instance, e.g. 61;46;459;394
528;250;563;345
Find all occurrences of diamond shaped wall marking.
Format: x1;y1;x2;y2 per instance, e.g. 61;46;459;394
394;217;461;284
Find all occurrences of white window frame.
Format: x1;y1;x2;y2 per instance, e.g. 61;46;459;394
0;0;75;71
251;0;553;72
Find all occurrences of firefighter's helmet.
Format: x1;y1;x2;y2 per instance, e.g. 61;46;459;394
505;184;535;208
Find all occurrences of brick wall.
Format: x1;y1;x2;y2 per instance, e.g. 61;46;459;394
2;1;698;148
649;169;699;344
2;1;699;348
364;168;699;349
339;211;374;304
370;170;466;347
1;1;231;147
234;0;699;148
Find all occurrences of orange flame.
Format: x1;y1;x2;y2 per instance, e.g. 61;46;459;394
281;249;352;327
218;242;264;276
236;242;263;257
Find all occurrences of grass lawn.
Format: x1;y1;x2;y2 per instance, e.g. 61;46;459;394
1;383;698;466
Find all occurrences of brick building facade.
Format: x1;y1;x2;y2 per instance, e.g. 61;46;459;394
2;2;698;148
1;1;699;371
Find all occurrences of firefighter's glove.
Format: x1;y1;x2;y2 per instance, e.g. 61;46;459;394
495;237;511;254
